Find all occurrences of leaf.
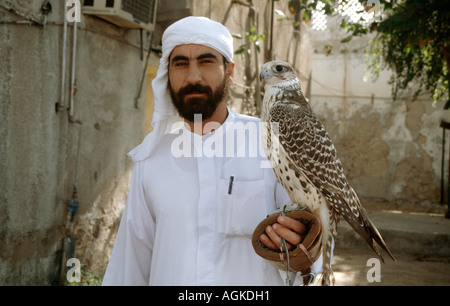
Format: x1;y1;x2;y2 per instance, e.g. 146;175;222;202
323;3;333;15
302;10;311;23
323;44;334;55
340;35;353;43
234;45;246;55
288;0;297;14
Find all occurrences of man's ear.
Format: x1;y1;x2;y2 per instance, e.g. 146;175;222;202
226;61;235;86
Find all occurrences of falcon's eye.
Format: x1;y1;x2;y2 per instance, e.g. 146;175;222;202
273;65;285;73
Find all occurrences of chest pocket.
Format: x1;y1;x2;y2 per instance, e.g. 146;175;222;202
217;178;267;236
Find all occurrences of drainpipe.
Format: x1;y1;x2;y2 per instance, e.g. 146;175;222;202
59;121;82;284
69;17;77;122
57;1;68;112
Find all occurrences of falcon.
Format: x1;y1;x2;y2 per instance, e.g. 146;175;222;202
259;60;395;286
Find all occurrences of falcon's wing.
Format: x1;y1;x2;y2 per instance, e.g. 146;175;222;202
268;97;350;202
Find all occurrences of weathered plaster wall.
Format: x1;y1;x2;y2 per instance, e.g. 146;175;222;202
0;0;158;284
309;17;449;205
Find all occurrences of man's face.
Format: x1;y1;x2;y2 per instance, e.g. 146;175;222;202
168;44;234;122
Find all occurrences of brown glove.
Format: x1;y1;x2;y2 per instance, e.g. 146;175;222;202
252;206;322;274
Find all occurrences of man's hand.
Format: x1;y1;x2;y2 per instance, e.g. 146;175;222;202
259;216;306;250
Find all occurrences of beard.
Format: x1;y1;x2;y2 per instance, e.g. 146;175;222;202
169;75;228;122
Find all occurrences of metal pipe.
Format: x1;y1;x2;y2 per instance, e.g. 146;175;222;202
135;32;154;109
268;0;274;61
69;17;77;120
60;120;82;284
57;0;68;112
439;120;450;218
73;123;82;191
442;127;446;204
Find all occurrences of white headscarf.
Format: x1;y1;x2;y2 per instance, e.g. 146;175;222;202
128;16;234;162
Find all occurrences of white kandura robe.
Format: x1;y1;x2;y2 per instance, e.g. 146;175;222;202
102;111;322;286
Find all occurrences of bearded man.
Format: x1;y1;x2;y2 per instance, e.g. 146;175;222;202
102;16;323;286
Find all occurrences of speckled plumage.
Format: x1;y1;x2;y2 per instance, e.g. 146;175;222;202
260;60;395;286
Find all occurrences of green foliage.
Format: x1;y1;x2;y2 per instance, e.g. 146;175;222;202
364;0;450;107
234;0;449;108
234;24;266;56
283;0;450;108
66;265;102;286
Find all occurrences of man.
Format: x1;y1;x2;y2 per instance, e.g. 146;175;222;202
102;16;322;286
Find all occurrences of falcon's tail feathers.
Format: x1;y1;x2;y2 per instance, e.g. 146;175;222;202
364;217;396;263
343;207;396;263
326;187;396;263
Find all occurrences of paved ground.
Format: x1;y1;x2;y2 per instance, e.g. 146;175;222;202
326;207;450;286
332;249;450;286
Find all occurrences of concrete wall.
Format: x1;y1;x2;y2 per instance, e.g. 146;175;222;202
309;17;449;205
0;0;158;285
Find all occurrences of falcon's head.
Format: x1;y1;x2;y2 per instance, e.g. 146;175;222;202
259;60;299;86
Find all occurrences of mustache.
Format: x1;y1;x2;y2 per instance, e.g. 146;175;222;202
178;84;213;97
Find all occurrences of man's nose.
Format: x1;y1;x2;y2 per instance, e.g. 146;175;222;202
186;63;202;84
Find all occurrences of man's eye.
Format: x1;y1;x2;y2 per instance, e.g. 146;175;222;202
174;62;188;67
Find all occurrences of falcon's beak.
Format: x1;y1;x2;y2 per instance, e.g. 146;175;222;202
259;69;271;81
